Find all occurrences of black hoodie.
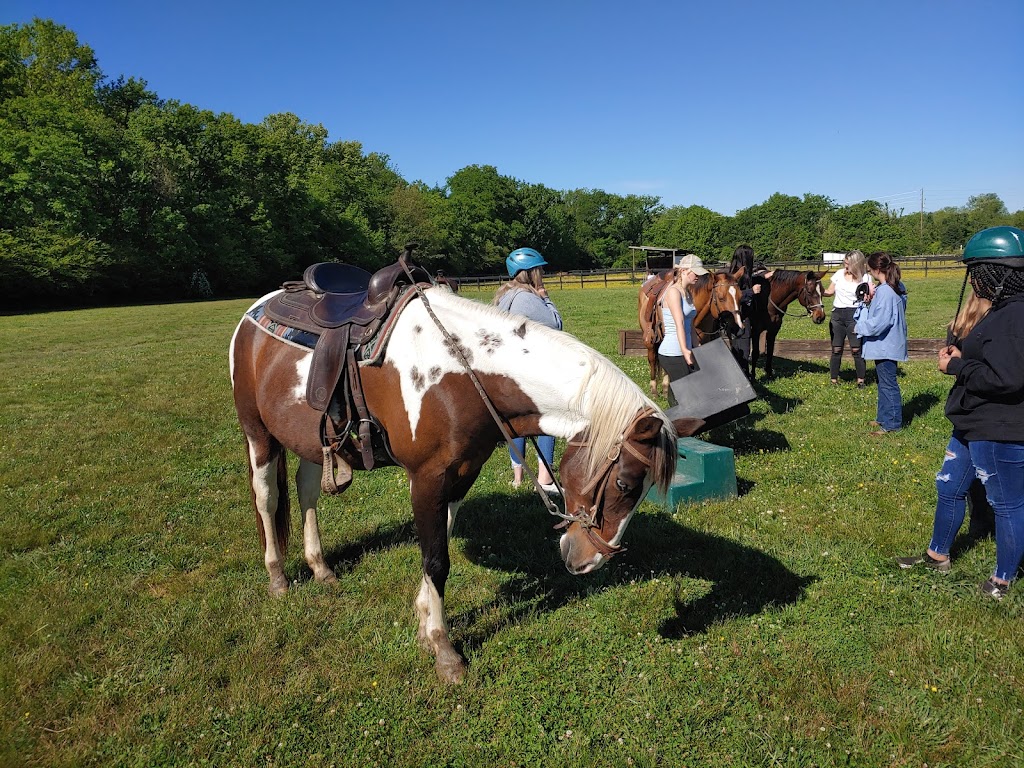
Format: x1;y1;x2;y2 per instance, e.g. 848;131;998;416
944;292;1024;440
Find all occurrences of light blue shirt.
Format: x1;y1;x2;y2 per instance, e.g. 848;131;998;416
659;290;696;357
854;282;908;361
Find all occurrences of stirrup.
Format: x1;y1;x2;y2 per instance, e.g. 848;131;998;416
321;446;353;494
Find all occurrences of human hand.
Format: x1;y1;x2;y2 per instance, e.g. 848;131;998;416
752;284;761;295
938;345;960;373
682;349;695;366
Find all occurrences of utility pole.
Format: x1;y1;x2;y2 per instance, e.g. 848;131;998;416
920;188;924;240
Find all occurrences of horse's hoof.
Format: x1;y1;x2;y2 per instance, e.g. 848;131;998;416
435;653;466;684
268;578;289;597
314;569;338;585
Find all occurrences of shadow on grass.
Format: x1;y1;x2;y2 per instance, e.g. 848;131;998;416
903;391;941;427
314;521;417;579
751;355;830;383
454;493;811;649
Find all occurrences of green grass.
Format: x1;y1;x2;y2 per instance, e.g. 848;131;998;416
2;272;1021;767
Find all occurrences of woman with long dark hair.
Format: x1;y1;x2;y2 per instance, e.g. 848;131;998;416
726;244;762;372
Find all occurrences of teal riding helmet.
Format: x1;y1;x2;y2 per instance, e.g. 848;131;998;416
506;247;548;277
962;226;1024;268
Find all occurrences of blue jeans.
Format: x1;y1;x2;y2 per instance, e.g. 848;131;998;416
930;433;1024;582
508;435;555;472
873;359;902;431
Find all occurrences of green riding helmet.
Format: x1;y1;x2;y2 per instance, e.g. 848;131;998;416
962;226;1024;268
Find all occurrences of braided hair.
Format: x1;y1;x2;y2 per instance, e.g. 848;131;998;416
968;261;1024;303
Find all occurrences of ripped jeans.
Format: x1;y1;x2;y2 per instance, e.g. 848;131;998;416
930;432;1024;582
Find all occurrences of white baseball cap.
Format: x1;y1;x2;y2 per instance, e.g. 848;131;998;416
677;254;709;275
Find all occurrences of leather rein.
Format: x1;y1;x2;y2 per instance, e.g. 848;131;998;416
401;259;653;558
768;281;824;320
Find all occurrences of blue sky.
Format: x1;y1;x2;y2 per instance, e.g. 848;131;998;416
9;0;1024;216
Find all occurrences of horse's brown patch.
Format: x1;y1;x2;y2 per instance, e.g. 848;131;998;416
413;324;423;334
513;323;527;339
429;366;442;382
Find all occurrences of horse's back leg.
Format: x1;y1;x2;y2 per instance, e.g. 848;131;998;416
646;344;659;395
244;434;291;595
296;459;337;584
410;471;466;684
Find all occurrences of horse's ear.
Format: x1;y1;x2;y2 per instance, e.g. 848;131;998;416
732;266;746;279
815;270;828;280
633;415;665;441
672;417;706;437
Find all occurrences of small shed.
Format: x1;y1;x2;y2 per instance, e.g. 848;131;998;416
628;246;687;274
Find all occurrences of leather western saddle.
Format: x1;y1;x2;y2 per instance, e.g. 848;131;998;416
264;245;433;493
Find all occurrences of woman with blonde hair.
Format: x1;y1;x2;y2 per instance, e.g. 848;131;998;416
657;254;707;407
823;249;873;386
494;248;563;493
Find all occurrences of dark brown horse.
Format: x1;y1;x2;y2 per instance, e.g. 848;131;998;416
639;269;745;394
231;283;700;682
746;269;827;379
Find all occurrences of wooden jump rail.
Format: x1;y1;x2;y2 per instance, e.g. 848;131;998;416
617;330;945;360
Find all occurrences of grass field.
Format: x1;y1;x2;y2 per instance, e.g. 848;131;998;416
2;270;1021;767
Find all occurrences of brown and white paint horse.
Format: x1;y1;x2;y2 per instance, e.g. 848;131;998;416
639;269;745;395
230;287;698;682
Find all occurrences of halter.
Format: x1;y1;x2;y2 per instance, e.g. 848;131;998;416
693;277;739;343
558;407;658;558
769;278;823;319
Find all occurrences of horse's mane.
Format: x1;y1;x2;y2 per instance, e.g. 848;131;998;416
435;291;677;486
769;269;804;292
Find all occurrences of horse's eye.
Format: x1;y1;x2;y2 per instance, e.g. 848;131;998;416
615;479;632;493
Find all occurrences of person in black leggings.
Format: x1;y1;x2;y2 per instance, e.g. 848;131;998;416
823;249;873;387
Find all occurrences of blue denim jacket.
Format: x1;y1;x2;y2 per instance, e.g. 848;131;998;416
854;282;908;361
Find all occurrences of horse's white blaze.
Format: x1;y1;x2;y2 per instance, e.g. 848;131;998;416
414;574;449;647
384;289;591;440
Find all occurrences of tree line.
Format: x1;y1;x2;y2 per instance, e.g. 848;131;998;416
2;20;1022;309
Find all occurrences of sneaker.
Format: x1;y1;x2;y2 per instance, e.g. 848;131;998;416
896;552;951;572
980;577;1008;601
540;483;561;496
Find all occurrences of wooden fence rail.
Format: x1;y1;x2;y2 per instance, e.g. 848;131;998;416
616;330;944;360
456;254;965;292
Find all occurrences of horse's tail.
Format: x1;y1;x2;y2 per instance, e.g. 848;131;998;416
273;450;291;555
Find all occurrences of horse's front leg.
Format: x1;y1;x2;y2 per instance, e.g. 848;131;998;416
747;326;760;382
765;326;780;379
409;472;465;683
296;459;338;584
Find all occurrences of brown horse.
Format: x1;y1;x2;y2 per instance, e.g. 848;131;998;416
231;281;700;682
639;269;745;394
746;269;827;379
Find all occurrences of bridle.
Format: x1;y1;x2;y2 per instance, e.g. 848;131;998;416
768;277;824;320
560;407;659;558
694;276;740;343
